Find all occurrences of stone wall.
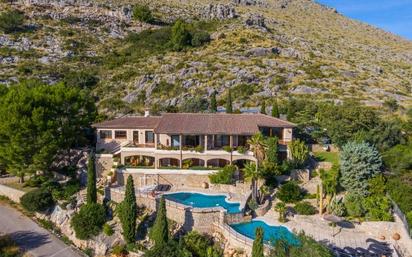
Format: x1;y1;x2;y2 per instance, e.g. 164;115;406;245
96;154;114;177
214;223;254;255
0;184;25;203
290;169;310;182
116;171;251;198
109;187;223;233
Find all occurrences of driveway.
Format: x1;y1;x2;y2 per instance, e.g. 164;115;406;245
0;203;83;257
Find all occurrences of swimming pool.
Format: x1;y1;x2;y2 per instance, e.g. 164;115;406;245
230;220;299;245
163;192;241;214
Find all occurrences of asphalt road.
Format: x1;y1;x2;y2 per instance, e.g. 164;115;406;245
0;203;82;257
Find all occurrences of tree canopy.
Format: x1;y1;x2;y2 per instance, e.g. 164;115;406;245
0;81;96;180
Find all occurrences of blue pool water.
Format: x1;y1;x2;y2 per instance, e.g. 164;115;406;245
230;220;299;245
164;192;241;214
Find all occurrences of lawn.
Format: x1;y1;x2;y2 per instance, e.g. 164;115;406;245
314;152;339;166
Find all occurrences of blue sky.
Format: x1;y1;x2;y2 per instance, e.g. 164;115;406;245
316;0;412;40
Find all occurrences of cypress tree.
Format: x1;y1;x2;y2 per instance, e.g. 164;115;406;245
271;98;280;118
150;197;169;247
226;89;233;113
210;91;217;113
260;100;267;114
119;175;137;243
86;152;97;204
252;227;264;257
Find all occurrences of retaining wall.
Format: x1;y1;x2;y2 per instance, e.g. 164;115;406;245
0;184;25;203
116;171;251;198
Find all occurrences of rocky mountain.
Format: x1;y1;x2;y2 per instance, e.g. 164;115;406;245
1;0;411;116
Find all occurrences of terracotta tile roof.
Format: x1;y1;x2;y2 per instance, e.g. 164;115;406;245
154;113;295;135
92;113;295;134
92;116;161;129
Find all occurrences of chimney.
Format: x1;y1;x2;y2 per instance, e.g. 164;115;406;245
144;108;150;117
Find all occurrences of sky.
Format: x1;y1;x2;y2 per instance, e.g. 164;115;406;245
316;0;412;40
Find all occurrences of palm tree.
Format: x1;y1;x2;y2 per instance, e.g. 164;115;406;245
243;162;258;201
246;132;268;202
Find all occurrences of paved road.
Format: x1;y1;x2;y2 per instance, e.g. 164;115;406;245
0;203;82;257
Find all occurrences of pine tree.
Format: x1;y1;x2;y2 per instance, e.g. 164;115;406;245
150;197;169;247
226;89;233;113
271;98;280;118
260;101;266;114
252;227;264;257
119;175;137;243
340;142;382;195
210;91;217;113
86;152;97;204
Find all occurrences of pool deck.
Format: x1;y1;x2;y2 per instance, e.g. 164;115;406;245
260;209;403;256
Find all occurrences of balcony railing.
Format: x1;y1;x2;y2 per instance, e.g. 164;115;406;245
124;142;155;148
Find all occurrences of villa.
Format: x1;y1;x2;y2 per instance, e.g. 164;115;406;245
92;112;295;184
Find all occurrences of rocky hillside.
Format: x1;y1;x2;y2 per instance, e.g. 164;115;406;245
1;0;411;116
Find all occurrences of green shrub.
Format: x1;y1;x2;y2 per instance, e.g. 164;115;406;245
209;165;236;184
277;181;302;203
328;197;346;217
223;146;232;152
50;179;80;201
144;240;191;257
236;146;247;154
171;20;191;51
191;31;210;47
274;202;286;223
20;189;54;212
0;10;24;33
71;203;106;240
132;5;154;23
0;235;21;257
24;175;48;187
194;145;204;153
182;231;223;257
103;223;114;236
63;70;99;89
343;193;364;218
248;198;259;211
112;244;128;255
294;201;316;215
363;195;393;221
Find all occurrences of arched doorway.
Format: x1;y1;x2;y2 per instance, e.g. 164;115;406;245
159;158;180;168
207;158;230;168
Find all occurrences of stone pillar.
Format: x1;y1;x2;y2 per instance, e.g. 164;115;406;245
204;135;208;152
154;155;158;169
121;153;125;165
229;135;233;164
179;134;183;169
155;133;158;149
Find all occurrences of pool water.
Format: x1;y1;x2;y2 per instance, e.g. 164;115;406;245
230;220;299;245
164;192;241;214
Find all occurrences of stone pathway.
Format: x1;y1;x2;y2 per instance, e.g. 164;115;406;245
259;210;398;257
